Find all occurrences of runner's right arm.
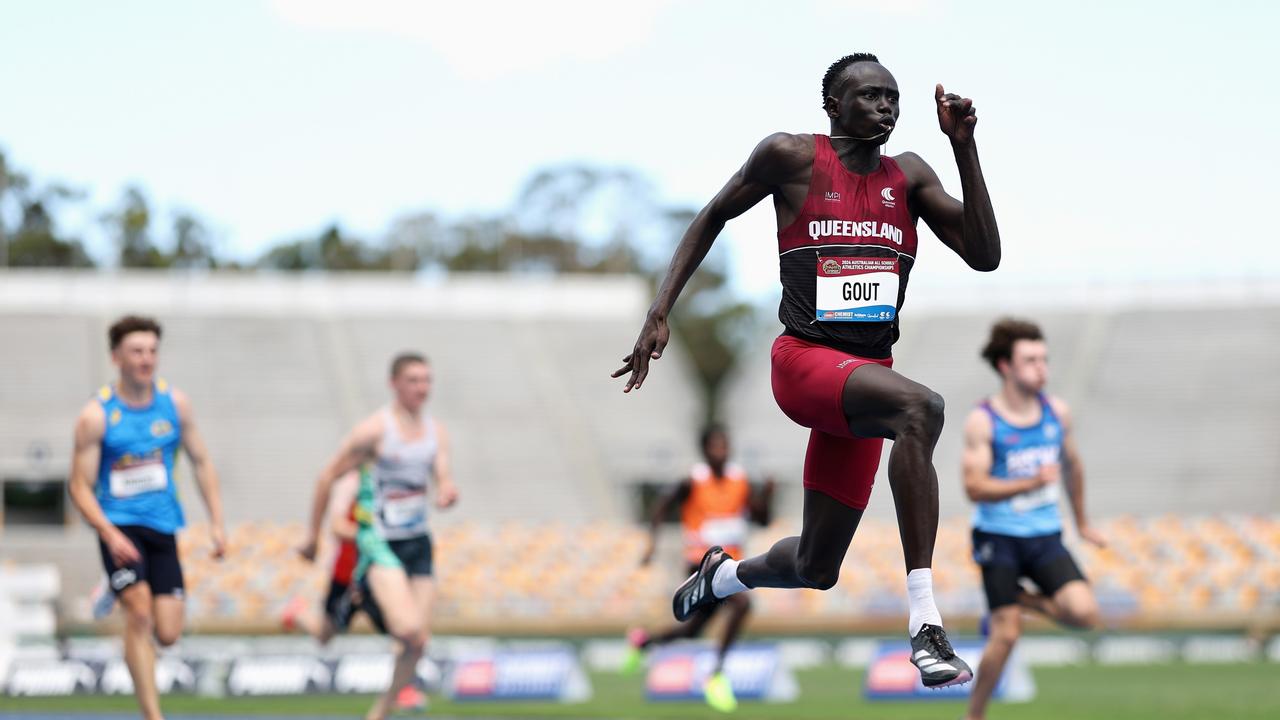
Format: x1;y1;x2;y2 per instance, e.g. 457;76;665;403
301;415;381;560
961;408;1057;502
67;402;141;566
640;479;692;565
327;472;360;543
612;133;810;392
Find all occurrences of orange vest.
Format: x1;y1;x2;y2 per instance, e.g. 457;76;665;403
681;462;750;563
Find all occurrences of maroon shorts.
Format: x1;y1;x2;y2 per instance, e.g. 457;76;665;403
770;334;893;510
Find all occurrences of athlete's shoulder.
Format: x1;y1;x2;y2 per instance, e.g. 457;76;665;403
1044;394;1073;424
350;409;387;444
744;132;814;180
75;399;107;438
963;404;994;438
890;151;937;184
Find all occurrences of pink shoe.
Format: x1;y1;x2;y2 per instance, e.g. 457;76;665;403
627;627;649;649
395;684;427;710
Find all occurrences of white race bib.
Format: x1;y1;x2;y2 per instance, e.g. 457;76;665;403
1010;483;1061;513
700;516;748;548
109;461;168;498
381;492;427;530
815;256;899;322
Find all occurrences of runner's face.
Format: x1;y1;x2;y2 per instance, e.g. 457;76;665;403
392;362;432;412
1004;340;1048;394
703;432;730;467
828;63;899;144
112;332;158;387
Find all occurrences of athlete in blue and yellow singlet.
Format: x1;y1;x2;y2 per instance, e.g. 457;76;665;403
68;316;225;720
960;319;1106;720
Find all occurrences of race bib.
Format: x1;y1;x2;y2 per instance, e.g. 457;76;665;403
700;516;748;548
815;257;899;322
1010;483;1061;513
109;461;168;498
381;491;427;530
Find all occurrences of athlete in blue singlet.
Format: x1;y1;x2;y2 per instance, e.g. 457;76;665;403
68;315;226;720
960;318;1105;720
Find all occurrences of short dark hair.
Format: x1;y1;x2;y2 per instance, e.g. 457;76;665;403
981;318;1045;371
389;352;429;379
108;315;162;350
700;423;728;450
822;52;881;105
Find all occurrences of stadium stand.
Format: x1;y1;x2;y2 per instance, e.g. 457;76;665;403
159;513;1280;634
1;271;1278;633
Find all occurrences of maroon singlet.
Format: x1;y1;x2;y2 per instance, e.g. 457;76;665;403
776;135;920;359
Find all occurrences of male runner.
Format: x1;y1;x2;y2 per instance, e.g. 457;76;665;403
68;315;226;720
282;471;360;645
302;352;458;720
613;53;1000;687
623;425;774;712
962;319;1103;720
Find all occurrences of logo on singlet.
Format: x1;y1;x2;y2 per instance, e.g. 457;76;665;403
824;191;841;202
880;187;896;208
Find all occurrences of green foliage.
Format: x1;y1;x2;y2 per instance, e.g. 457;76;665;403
104;186;168;268
0;150;94;268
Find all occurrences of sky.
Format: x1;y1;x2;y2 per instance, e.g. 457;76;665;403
2;0;1277;299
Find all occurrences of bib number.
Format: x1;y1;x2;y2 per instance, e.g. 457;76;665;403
700;516;748;548
815;257;899;322
109;461;168;498
1010;483;1061;513
381;492;427;530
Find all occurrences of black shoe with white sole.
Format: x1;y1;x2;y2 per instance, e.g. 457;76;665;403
672;545;731;621
909;624;973;688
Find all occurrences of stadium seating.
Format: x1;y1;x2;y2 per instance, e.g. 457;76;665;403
171;514;1280;633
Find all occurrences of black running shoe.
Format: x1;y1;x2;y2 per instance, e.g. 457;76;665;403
672;545;730;621
909;624;973;688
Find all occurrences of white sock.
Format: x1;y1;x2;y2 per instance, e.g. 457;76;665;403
906;568;943;637
711;559;748;599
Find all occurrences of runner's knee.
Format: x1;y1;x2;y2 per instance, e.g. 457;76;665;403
154;626;181;647
122;604;154;635
1063;601;1100;630
396;624;427;653
795;555;840;590
900;388;944;438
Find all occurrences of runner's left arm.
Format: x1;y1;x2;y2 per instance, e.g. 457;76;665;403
897;84;1000;272
1052;397;1106;548
173;389;226;559
433;421;458;509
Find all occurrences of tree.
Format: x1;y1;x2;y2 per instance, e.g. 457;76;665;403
0;151;94;268
105;186;167;268
256;223;387;271
6;194;95;268
169;211;217;269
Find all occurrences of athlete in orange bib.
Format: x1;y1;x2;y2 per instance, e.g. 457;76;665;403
624;426;774;711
